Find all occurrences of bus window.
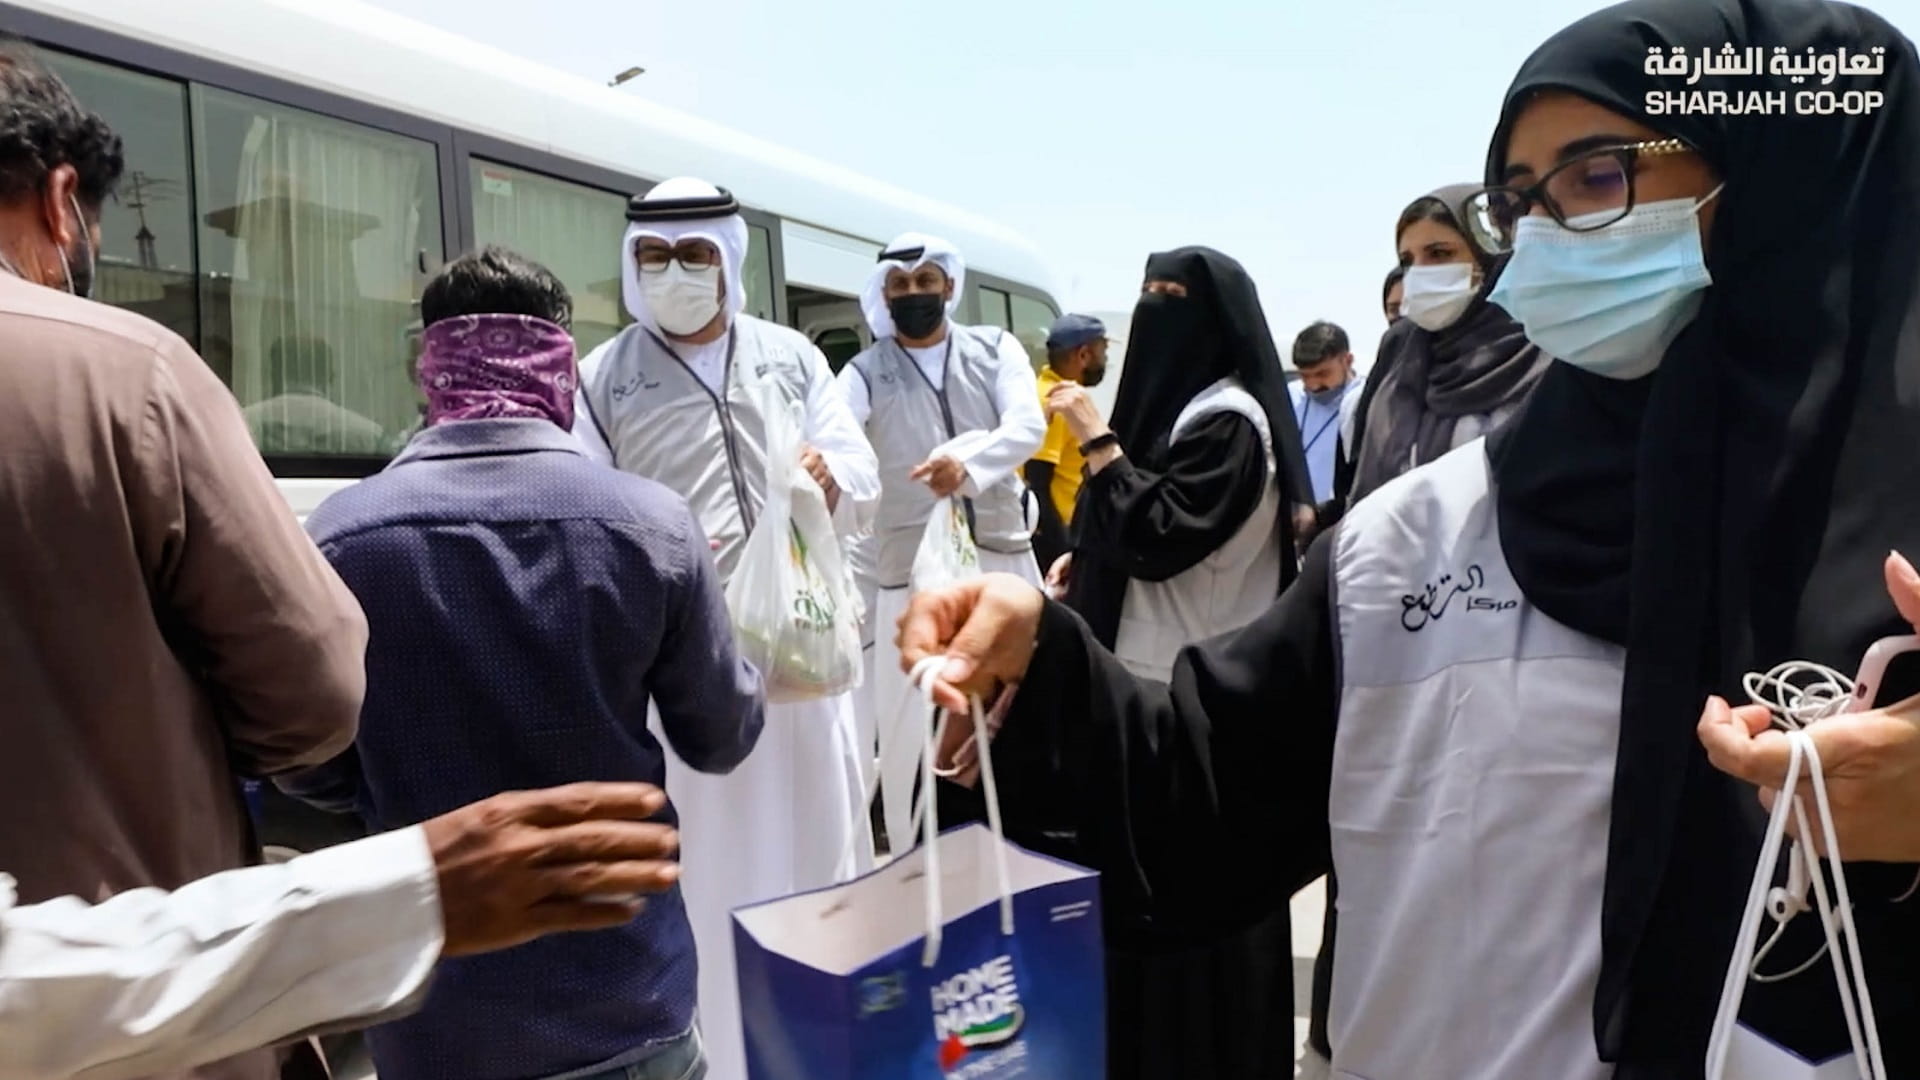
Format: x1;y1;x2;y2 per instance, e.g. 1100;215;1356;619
815;326;863;373
470;160;626;355
190;85;444;460
38;52;198;350
1009;293;1057;373
743;224;776;323
977;285;1011;330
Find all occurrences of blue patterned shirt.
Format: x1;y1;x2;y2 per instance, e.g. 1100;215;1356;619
286;418;763;1080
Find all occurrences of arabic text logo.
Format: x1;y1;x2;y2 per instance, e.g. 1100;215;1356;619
1400;564;1516;632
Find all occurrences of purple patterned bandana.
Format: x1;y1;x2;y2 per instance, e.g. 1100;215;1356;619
418;314;577;429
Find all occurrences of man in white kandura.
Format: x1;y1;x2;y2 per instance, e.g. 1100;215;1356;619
572;178;880;1080
836;233;1046;852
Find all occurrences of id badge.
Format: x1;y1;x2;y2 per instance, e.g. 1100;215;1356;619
1726;1025;1860;1080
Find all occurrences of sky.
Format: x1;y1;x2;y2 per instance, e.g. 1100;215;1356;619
361;0;1915;370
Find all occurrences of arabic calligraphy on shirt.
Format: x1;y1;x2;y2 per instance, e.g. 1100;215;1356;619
1400;564;1518;632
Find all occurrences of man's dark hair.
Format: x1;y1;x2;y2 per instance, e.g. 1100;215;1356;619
1292;320;1350;369
1383;265;1405;302
421;245;573;329
0;39;124;208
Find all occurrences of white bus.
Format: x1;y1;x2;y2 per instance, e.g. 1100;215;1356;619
0;0;1065;516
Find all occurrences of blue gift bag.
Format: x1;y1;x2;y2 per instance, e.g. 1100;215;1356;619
734;823;1103;1079
733;661;1105;1079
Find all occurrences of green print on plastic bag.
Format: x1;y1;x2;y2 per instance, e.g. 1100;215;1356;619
786;521;838;633
948;502;979;571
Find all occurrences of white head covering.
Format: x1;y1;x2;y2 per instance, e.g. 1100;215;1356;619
862;232;966;340
619;176;750;334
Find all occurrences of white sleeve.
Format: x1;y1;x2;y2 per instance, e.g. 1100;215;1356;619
570;342;616;467
0;827;442;1080
946;331;1047;497
1338;370;1367;459
835;361;872;427
801;347;880;536
572;387;616;466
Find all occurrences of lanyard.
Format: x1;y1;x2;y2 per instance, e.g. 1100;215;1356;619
1295;395;1340;454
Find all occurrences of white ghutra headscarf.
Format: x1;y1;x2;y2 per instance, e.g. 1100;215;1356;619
861;232;966;340
619;176;750;334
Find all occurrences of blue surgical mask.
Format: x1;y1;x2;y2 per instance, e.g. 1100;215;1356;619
1488;186;1722;380
1308;383;1347;407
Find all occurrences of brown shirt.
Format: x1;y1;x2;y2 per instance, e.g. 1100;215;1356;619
0;277;368;1080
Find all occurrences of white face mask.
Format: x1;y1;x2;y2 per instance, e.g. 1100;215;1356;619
1399;263;1478;332
642;261;723;336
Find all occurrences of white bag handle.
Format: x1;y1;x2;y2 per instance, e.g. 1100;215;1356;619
843;655;1017;967
1705;656;1887;1080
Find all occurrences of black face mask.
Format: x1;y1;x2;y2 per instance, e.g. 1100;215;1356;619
888;292;946;340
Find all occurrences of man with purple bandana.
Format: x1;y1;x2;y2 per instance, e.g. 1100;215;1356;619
282;245;762;1080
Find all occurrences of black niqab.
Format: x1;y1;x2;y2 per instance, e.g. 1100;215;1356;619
1106;247;1309;492
1484;0;1920;1070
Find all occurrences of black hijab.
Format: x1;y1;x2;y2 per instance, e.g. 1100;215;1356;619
1065;248;1312;649
1485;0;1920;1070
1350;183;1552;501
1107;247;1309;493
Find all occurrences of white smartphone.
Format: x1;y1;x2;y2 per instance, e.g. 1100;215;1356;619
1843;634;1920;714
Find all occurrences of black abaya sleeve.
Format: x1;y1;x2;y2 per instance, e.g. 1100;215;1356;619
992;535;1338;945
1073;412;1268;582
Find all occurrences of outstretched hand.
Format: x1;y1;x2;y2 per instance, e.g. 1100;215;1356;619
909;455;967;498
896;573;1046;714
423;782;680;957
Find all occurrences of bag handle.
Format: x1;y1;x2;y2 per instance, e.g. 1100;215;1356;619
1704;645;1881;1076
843;655;1017;968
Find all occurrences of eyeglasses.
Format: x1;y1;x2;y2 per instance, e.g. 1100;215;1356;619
635;244;720;273
1464;138;1697;254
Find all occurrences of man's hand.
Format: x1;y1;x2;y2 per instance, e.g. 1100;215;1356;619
1045;552;1072;600
800;443;840;512
1292;503;1319;545
1697;551;1920;861
896;573;1045;714
910;455;968;498
421;783;681;957
1045;383;1106;445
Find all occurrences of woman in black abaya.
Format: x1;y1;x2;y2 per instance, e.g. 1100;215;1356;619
978;246;1312;1079
1059;246;1312;678
907;1;1920;1077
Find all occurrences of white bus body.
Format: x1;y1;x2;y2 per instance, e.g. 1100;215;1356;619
1;0;1062;515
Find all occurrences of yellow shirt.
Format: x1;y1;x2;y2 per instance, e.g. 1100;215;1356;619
1034;367;1086;524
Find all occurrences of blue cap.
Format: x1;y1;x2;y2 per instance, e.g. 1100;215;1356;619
1045;313;1107;352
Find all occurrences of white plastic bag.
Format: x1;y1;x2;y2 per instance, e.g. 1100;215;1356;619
910;495;980;593
724;379;862;704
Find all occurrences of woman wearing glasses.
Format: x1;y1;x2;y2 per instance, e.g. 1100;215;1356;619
892;1;1920;1077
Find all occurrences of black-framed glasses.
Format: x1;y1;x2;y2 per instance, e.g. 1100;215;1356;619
634;242;721;273
1464;138;1697;254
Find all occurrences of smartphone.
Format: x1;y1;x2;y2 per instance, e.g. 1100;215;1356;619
1845;634;1920;714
